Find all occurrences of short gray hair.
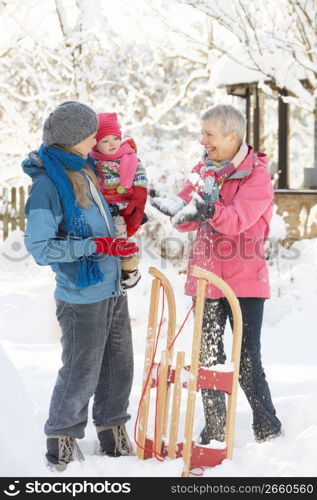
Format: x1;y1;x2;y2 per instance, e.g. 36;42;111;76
201;104;246;142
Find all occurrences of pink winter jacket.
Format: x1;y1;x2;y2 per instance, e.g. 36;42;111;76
176;146;273;299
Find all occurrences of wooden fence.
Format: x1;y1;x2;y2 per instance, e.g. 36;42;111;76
0;186;29;240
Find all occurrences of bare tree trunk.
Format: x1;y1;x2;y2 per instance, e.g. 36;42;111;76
54;0;82;99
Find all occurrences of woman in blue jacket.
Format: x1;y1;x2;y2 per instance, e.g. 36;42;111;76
23;101;138;471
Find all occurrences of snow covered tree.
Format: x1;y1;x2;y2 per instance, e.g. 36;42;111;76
0;0;215;258
0;0;212;174
175;0;317;111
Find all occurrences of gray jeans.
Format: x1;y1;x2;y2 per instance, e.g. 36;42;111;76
44;295;134;438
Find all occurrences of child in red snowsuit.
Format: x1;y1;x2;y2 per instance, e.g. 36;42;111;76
91;113;148;289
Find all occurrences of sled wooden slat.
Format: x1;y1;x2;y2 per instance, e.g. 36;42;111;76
154;350;169;455
137;268;176;459
148;267;176;351
149;267;177;454
188;266;243;462
181;277;206;477
168;351;185;459
136;277;160;459
162;385;171;438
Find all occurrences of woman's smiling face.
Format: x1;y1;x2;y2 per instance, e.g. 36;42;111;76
200;120;240;162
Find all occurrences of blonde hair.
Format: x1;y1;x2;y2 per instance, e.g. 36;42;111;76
57;145;100;209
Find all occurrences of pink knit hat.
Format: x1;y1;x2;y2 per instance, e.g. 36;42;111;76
96;113;122;144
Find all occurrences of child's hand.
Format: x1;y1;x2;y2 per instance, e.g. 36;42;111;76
149;189;186;216
126;138;137;153
120;186;147;236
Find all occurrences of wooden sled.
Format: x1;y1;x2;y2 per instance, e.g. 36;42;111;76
136;266;243;477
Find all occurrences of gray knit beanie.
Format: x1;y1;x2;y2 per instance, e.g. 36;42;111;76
42;101;98;147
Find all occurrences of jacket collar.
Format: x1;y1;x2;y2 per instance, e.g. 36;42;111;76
225;145;268;181
235;145;267;171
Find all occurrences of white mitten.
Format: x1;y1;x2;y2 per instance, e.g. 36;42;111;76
171;192;215;226
149;189;186;216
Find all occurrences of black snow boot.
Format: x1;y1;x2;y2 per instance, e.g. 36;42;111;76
46;435;84;471
96;425;135;457
199;389;226;444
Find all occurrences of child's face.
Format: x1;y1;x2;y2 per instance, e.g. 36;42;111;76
96;135;121;155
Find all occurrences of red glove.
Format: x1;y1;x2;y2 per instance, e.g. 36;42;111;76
93;237;138;257
120;186;147;237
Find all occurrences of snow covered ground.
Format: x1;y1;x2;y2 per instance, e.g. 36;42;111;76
0;229;317;477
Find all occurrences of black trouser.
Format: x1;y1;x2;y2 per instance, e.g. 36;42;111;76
199;297;282;442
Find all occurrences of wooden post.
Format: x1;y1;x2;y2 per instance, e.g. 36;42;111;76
168;351;185;459
2;213;9;240
258;91;265;153
136;277;160;459
2;188;9;240
182;277;207;477
19;187;26;231
11;187;17;230
253;86;260;152
278;88;289;189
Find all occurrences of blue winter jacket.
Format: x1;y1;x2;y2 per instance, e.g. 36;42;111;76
22;151;122;304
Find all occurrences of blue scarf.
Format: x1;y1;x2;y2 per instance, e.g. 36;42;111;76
38;144;104;288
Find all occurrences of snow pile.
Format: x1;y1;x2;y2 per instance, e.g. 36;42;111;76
269;208;287;241
0;231;60;343
0;343;47;476
264;238;317;355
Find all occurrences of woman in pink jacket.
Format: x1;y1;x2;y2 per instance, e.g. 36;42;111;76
150;104;282;443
